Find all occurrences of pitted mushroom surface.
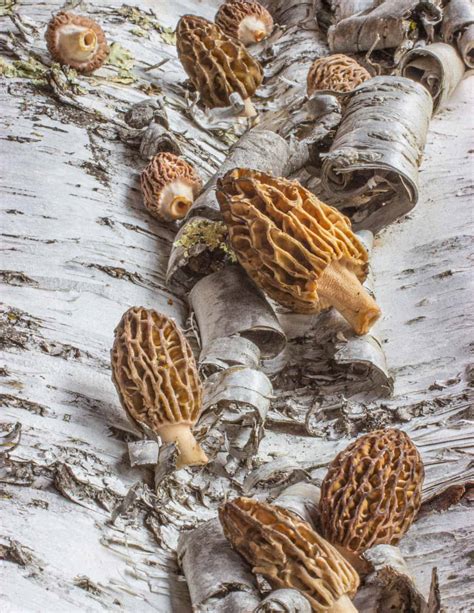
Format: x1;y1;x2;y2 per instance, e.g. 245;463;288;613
111;307;208;468
45;11;109;73
215;1;274;45
307;54;370;96
141;153;202;222
219;497;360;612
217;168;381;335
176;14;263;116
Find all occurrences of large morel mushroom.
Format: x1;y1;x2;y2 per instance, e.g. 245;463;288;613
176;15;263;117
217;168;381;335
320;429;424;557
215;1;274;45
307;54;370;96
219;497;360;612
45;11;109;73
111;307;208;468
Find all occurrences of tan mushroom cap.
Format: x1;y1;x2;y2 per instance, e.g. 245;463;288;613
141;153;202;222
219;497;360;612
320;429;424;557
307;55;370;97
215;1;274;45
45;12;109;74
217;168;381;335
176;14;263;116
111;307;208;468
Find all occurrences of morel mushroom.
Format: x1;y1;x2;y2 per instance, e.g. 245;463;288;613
219;497;360;612
176;15;263;117
307;54;370;96
45;12;109;73
320;429;424;560
215;1;274;45
141;153;202;222
217;168;381;335
111;307;208;468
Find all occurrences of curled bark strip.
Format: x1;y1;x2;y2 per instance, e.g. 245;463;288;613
198;336;261;375
254;589;312;612
329;1;381;23
190;266;286;362
177;518;261;612
328;0;442;53
274;482;322;529
399;42;466;114
442;0;474;68
321;76;433;232
417;481;473;519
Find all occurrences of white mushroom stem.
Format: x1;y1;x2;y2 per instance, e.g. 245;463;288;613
238;16;268;44
160;180;195;220
329;594;358;612
158;423;208;468
241;97;258;118
57;26;98;62
317;259;381;335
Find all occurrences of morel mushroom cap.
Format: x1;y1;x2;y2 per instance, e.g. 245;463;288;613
45;12;109;73
307;54;370;96
217;168;381;335
111;307;208;468
215;1;274;45
141;153;202;222
219;497;360;612
320;429;424;556
176;15;263;117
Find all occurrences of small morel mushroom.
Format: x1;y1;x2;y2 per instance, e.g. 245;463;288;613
141;153;202;222
176;15;263;117
219;497;360;612
111;307;208;468
215;1;274;45
320;429;424;561
45;12;109;73
217;168;381;335
307;55;370;96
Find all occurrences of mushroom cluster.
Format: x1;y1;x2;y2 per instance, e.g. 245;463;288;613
111;307;208;468
219;497;360;612
176;14;263;116
307;54;370;96
217;168;381;335
215;1;274;45
45;11;109;73
141;153;202;222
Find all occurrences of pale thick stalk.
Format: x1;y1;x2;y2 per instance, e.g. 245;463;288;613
330;594;358;612
241;97;257;117
158;423;208;468
58;28;97;63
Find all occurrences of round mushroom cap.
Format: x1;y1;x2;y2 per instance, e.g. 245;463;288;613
215;1;274;45
307;54;370;96
320;429;424;553
216;168;369;313
219;497;359;612
45;11;109;73
176;14;263;108
140;152;202;222
111;307;202;433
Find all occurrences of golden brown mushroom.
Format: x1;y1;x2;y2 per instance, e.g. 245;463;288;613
111;307;208;468
141;153;202;222
219;497;360;612
307;55;370;97
45;12;109;74
320;429;424;565
176;15;263;117
215;1;274;45
217;168;381;335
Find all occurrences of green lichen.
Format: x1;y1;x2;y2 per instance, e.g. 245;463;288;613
175;219;237;261
106;43;136;84
159;27;176;46
117;5;176;45
0;1;16;17
0;56;47;80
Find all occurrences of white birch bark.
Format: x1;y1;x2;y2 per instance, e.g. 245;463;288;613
1;1;473;612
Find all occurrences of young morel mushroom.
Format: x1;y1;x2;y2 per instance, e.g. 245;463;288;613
219;497;360;612
215;1;274;45
141;153;202;222
217;168;381;335
176;15;263;117
45;12;109;74
307;54;370;96
320;429;424;560
111;307;208;468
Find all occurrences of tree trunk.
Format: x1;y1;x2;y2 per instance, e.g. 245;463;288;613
1;1;472;612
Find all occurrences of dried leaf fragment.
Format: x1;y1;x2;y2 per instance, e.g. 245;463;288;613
111;307;207;467
307;54;370;96
219;497;360;612
217;168;381;335
215;1;274;45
